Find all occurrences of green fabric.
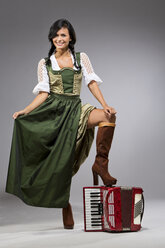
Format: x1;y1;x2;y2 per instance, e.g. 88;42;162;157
60;69;74;93
5;52;95;208
6;93;81;208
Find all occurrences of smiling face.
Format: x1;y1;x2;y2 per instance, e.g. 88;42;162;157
52;27;71;51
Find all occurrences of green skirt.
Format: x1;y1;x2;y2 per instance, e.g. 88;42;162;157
5;92;95;208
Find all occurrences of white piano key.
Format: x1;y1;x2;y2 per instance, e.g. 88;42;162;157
86;226;102;230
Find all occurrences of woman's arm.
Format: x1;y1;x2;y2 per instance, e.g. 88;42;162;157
13;91;48;119
88;80;117;117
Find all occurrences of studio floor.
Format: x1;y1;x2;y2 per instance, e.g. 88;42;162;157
0;195;165;248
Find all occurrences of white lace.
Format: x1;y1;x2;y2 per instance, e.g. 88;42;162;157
32;59;50;95
32;52;103;95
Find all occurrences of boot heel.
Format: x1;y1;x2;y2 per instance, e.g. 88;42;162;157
62;203;74;229
92;170;99;185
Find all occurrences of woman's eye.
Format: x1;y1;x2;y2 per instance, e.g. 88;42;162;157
53;34;66;39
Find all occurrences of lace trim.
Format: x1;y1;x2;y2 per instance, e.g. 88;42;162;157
37;59;46;82
81;52;94;74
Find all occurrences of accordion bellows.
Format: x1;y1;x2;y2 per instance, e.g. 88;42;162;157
83;186;144;232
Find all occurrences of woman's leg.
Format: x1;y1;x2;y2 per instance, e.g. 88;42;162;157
87;108;117;186
87;109;116;129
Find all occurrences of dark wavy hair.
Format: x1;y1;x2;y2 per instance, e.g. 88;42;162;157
46;19;81;69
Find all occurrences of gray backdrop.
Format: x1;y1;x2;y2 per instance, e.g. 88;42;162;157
0;0;164;204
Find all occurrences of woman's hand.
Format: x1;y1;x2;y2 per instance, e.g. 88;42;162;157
103;105;117;118
13;109;27;119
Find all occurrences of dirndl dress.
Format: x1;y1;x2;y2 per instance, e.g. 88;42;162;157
5;52;95;208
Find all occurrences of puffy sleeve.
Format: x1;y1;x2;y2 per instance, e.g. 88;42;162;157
32;58;50;95
80;52;103;86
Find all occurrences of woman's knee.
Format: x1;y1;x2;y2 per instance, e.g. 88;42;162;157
100;109;116;123
87;108;116;128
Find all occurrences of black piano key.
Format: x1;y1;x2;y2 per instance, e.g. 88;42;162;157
90;196;100;198
91;221;102;223
91;224;102;227
90;200;101;202
90;193;101;197
90;192;101;194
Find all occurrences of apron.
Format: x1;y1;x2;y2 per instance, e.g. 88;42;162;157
5;52;95;208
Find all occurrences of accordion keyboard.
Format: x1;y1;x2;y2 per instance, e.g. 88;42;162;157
84;188;103;231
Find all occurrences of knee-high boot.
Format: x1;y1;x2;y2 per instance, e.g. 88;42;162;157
92;122;117;186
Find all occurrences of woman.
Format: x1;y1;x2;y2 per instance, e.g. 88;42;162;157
5;19;117;229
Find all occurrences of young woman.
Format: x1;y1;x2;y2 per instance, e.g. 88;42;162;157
5;19;117;229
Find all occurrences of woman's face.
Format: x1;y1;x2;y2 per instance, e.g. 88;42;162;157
52;27;71;50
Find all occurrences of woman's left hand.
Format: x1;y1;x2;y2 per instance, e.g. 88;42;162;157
103;105;117;117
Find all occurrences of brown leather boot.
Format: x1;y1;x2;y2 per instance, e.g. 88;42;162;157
92;122;117;186
62;202;74;229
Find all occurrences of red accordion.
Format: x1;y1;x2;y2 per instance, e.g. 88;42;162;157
83;186;144;232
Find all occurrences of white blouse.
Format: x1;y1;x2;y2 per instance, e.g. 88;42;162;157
32;51;103;95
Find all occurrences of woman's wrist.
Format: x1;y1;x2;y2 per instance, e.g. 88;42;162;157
23;108;30;114
102;103;109;109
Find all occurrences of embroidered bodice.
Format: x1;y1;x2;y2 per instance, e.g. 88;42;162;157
44;53;82;96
